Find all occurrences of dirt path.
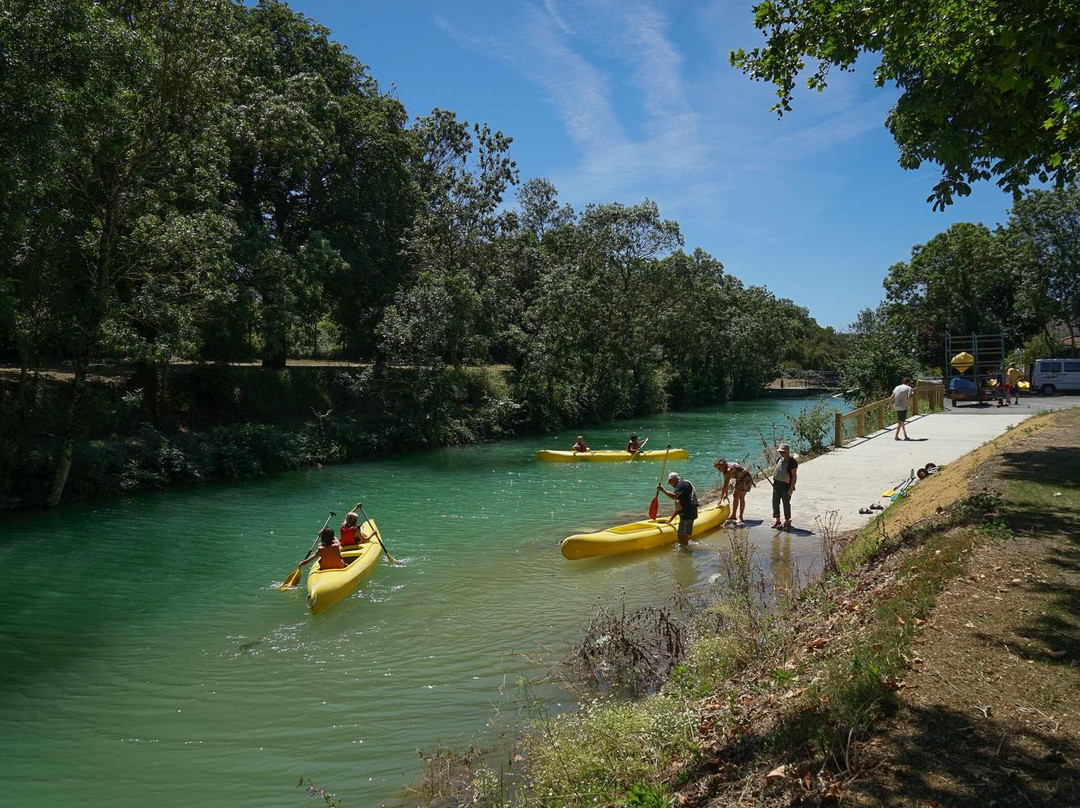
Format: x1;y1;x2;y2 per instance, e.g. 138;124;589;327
845;411;1080;807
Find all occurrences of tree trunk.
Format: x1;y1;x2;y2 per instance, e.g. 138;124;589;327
45;354;88;508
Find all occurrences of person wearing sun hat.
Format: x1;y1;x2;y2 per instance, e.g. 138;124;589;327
770;443;798;530
657;470;698;543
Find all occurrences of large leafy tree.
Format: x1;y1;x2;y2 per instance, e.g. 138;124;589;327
378;109;517;369
1007;186;1080;351
840;305;920;402
226;0;415;367
0;0;238;504
882;222;1019;368
731;1;1080;208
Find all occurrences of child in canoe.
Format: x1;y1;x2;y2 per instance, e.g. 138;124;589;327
299;527;345;570
340;503;368;547
572;435;590;453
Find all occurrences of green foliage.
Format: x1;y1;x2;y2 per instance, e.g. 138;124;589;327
522;697;696;807
785;399;834;455
625;782;673;808
883;223;1021;369
1008;186;1080;348
731;1;1080;208
839;306;920;403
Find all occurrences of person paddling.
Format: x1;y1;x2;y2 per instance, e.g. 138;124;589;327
626;434;647;454
572;435;590;453
339;504;368;547
299;527;345;571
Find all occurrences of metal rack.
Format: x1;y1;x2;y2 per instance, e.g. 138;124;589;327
944;332;1006;407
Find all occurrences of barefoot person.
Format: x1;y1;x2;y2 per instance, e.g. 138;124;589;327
714;457;754;526
657;471;698;544
890;377;914;440
770;444;798;531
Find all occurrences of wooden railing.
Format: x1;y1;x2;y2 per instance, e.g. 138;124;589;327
833;384;945;447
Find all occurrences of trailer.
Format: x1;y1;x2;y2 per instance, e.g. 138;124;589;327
944;333;1007;407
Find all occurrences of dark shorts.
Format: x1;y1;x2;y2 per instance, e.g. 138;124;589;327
896;409;908;423
677;516;694;538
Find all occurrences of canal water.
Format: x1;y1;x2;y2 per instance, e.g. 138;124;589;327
0;397;829;807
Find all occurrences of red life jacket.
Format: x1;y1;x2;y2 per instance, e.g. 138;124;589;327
340;524;359;546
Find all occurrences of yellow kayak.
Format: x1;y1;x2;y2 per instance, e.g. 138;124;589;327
536;448;689;462
306;519;382;614
560;501;731;560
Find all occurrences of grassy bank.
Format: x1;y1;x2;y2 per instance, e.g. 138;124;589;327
409;407;1080;807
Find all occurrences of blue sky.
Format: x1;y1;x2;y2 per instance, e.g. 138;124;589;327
288;0;1018;330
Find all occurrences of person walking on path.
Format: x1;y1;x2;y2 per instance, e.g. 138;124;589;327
891;377;914;440
657;471;698;544
1006;363;1021;404
714;457;754;526
770;444;798;530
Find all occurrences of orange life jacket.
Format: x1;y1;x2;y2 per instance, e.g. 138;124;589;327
318;544;345;570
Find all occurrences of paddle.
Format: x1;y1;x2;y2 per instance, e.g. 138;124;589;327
357;503;399;565
881;469;915;497
631;437;650;455
280;511;335;590
648;444;672;520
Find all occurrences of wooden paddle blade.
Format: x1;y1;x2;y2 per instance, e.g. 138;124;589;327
648;494;659;520
279;567;302;590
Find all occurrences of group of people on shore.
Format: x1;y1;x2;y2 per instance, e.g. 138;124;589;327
573;431;800;538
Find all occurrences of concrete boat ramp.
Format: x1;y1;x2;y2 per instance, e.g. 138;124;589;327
739;397;1079;536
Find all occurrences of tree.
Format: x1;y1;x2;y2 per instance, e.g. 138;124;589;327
0;0;238;505
379;109;517;369
882;223;1019;368
227;0;415;367
1007;186;1080;352
731;1;1080;208
840;306;920;402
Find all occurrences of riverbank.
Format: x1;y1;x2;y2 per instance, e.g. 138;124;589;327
420;405;1080;806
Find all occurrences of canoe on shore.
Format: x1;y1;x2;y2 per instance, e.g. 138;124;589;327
560;501;731;560
306;519;382;615
536;448;689;462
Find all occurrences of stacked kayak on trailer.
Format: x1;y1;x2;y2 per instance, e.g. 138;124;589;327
560;501;731;560
536;448;689;462
306;519;382;615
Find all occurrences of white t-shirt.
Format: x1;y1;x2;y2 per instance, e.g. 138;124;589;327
892;383;913;411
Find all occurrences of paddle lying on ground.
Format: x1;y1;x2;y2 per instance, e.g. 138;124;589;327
881;470;915;497
357;503;398;565
280;511;335;590
648;444;672;520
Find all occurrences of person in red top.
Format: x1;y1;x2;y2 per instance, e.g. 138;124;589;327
572;435;590;453
339;503;367;547
299;527;345;570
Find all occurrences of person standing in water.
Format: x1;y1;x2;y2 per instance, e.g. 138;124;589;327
770;444;798;531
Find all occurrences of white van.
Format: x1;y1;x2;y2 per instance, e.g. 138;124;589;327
1031;358;1080;394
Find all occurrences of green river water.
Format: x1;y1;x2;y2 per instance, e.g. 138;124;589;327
0;398;830;807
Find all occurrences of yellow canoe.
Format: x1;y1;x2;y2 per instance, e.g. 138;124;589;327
560;501;731;560
306;519;382;615
536;448;689;462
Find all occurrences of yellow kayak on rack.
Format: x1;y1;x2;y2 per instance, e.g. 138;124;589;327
560;501;731;560
536;448;689;462
306;519;382;615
